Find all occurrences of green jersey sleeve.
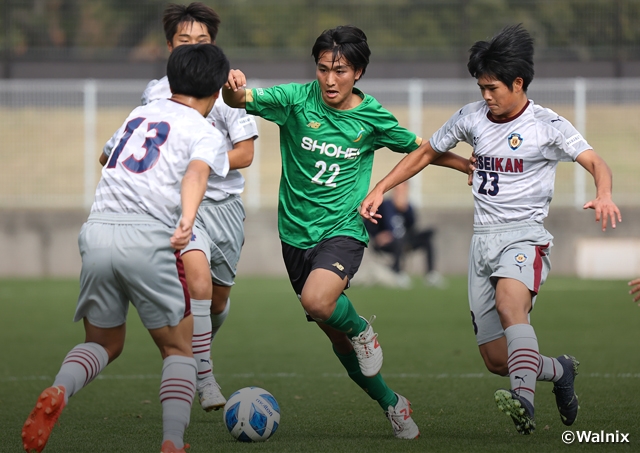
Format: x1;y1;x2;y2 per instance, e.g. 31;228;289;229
245;83;306;126
370;102;422;153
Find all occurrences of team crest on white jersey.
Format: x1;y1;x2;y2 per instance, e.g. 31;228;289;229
508;132;524;150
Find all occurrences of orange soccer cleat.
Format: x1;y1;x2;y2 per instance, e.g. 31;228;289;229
160;440;190;453
22;386;67;452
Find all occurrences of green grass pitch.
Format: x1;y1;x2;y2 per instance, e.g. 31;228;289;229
2;276;639;452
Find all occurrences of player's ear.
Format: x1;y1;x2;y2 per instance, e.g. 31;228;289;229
513;77;524;93
354;68;363;82
167;40;174;52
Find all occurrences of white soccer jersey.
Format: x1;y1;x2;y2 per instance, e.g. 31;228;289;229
430;100;591;225
141;76;258;200
94;99;229;227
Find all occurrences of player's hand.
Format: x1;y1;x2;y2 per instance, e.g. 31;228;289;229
629;278;640;304
170;218;194;250
467;152;477;186
582;195;622;231
225;69;247;92
360;188;384;224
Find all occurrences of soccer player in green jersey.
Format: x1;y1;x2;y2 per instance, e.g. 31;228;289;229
224;25;471;438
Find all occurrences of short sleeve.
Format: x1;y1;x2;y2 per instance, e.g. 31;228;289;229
190;129;230;178
429;103;479;153
371;107;421;153
245;84;301;126
220;102;259;143
141;77;171;106
539;116;592;162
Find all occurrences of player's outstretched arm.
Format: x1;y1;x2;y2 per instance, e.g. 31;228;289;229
576;149;622;231
360;141;442;224
629;278;640;304
432;150;475;177
171;160;211;250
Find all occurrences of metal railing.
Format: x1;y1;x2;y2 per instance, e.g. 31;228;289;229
1;78;638;210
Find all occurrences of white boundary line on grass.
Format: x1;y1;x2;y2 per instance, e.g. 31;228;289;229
4;372;640;382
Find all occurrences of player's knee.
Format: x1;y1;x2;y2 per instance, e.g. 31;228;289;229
105;343;124;363
300;294;333;321
187;277;212;300
210;286;231;314
210;297;227;314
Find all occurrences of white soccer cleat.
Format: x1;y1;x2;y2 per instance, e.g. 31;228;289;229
350;315;383;377
197;375;226;412
386;393;420;439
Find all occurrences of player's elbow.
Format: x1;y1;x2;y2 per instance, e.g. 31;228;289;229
238;148;255;169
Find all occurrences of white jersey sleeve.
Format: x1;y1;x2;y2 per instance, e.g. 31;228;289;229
141;77;172;105
93;99;228;227
102;132;118;158
534;107;591;162
430;101;485;153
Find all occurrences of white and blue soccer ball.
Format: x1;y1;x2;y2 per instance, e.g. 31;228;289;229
223;386;280;442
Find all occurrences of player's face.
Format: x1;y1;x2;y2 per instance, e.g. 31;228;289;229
316;51;363;110
477;75;526;120
167;21;212;51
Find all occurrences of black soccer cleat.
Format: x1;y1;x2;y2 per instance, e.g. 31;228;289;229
552;354;580;426
494;389;536;435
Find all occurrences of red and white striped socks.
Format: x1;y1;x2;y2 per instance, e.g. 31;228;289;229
537;354;564;382
191;298;230;382
53;342;109;403
160;355;197;450
505;324;540;405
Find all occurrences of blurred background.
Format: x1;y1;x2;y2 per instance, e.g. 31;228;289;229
0;0;639;279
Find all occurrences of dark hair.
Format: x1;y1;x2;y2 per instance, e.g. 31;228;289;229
311;25;371;79
467;24;534;92
163;2;221;42
167;44;229;98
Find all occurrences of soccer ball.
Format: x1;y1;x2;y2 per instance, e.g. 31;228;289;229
223;387;280;442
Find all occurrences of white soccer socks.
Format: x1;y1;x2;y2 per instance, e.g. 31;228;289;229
210;297;230;342
505;324;540;405
53;342;109;403
191;299;214;380
160;355;197;449
537;354;565;382
191;297;230;381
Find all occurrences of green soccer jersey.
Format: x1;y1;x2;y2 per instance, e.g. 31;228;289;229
246;80;421;249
